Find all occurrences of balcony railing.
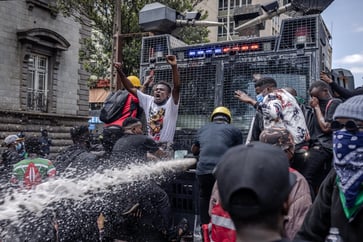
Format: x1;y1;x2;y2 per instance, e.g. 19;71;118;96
27;88;48;112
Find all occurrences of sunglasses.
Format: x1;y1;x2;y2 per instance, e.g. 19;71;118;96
331;120;363;133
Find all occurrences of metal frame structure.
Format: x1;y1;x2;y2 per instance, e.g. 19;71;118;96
139;14;331;151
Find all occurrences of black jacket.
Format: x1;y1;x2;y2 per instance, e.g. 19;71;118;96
330;82;363;100
296;169;363;242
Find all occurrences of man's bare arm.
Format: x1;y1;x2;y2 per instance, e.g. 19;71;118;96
113;62;137;96
140;70;154;93
166;55;180;105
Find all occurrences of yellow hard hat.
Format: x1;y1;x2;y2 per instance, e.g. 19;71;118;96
128;75;141;87
211;106;232;123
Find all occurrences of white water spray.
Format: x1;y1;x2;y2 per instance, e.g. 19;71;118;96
0;158;196;222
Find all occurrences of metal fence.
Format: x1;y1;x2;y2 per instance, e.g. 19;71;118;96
26;88;48;112
139;14;330;150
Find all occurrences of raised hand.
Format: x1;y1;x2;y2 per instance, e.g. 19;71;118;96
166;55;177;66
113;62;123;71
234;90;254;104
320;71;332;84
309;96;319;108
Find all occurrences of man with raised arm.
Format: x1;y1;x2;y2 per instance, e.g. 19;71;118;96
114;55;180;156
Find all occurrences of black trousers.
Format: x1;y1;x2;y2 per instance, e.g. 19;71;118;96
197;173;215;225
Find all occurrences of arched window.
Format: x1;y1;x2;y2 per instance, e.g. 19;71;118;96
17;28;70;112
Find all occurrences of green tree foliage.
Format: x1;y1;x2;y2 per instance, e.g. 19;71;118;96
55;0;209;85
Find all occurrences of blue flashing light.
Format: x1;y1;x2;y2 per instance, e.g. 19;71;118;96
188;47;225;58
205;49;213;55
214;48;222;54
188;50;196;57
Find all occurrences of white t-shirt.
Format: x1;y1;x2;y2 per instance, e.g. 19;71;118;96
137;90;179;143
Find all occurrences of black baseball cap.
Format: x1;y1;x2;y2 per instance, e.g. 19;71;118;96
215;142;296;218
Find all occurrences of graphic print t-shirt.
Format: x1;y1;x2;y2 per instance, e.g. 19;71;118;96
137;90;179;143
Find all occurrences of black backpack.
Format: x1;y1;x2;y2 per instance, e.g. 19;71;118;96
99;90;133;124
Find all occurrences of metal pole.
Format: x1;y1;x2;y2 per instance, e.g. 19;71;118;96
245;116;255;144
111;0;122;90
175;20;224;27
116;0;122;63
234;3;292;31
227;0;231;40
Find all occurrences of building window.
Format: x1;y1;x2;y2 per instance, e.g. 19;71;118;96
241;0;252;5
17;28;70;113
27;54;49;112
220;0;251;9
282;0;290;5
218;18;227;37
219;0;227;10
218;17;237;37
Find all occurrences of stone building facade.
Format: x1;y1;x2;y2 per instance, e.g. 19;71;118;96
0;0;91;155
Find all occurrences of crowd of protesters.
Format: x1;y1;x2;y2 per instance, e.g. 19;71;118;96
209;73;363;242
1;64;363;242
0;55;189;242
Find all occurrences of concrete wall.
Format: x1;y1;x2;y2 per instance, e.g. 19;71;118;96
0;1;90;155
0;0;87;116
196;0;219;43
0;1;23;110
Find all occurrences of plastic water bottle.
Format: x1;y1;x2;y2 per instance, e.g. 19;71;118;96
325;227;344;242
